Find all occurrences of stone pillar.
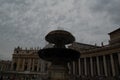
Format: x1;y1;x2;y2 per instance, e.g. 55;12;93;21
22;59;25;71
37;60;40;72
5;65;7;71
10;59;13;71
11;61;14;71
32;59;35;71
96;56;100;76
90;57;93;76
103;56;107;76
69;62;73;74
28;59;31;71
67;63;70;74
43;61;45;72
0;65;1;71
1;65;3;71
4;65;6;71
118;53;120;67
84;58;87;76
17;58;20;71
40;61;42;72
41;60;45;72
110;54;115;76
2;65;4;71
73;61;75;75
49;63;69;80
78;58;81;76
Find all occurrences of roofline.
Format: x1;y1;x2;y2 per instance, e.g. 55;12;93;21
73;42;101;48
109;28;120;35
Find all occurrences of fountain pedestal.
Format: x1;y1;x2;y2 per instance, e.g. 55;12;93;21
48;64;68;80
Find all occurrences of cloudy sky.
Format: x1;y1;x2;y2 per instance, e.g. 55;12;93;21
0;0;120;60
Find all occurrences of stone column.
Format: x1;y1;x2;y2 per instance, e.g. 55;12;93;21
5;65;6;71
17;58;20;71
11;61;14;71
22;59;25;71
10;59;13;71
118;53;120;67
69;62;73;74
40;61;42;72
78;58;81;76
42;61;46;72
28;59;31;71
84;58;87;76
41;60;45;72
68;63;72;74
0;65;1;71
90;57;93;76
96;56;100;76
103;56;107;76
32;59;35;71
5;65;7;71
110;54;115;76
73;61;75;75
37;60;40;72
2;65;4;71
1;65;3;71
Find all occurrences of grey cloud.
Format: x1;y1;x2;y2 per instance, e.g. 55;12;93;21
0;0;120;60
90;0;120;25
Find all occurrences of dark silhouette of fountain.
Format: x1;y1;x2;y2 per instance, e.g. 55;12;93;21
38;30;80;80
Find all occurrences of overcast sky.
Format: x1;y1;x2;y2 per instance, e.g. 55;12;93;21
0;0;120;60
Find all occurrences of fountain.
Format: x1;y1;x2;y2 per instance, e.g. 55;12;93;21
38;30;80;80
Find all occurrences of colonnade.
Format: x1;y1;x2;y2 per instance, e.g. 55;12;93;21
9;52;120;78
0;64;10;71
0;61;11;71
11;58;48;72
70;53;120;77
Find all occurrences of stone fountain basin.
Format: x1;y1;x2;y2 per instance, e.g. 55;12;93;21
45;30;75;44
38;48;80;62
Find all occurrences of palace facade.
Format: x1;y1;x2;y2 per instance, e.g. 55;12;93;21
0;28;120;80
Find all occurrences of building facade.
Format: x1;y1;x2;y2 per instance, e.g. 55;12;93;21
0;28;120;80
0;47;50;80
69;28;120;80
0;60;11;72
